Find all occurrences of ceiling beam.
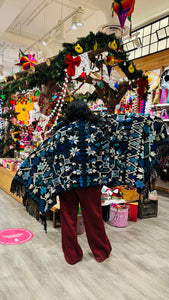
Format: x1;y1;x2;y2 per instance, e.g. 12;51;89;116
0;0;30;37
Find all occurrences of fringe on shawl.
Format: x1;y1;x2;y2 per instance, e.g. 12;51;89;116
10;179;47;233
10;178;27;199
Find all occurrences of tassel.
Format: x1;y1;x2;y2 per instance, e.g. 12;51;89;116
119;28;123;51
40;212;47;233
111;2;114;17
130;21;132;37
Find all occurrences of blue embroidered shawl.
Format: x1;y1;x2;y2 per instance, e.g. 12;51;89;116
10;114;168;213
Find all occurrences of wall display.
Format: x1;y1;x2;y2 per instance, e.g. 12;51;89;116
160;69;169;89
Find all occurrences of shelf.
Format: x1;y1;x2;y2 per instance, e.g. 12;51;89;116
0;166;23;204
153;178;169;193
154;104;169;107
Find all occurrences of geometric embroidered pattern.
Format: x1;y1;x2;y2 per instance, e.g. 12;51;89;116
10;114;168;213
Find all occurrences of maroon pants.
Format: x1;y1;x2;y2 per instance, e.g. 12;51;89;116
59;187;112;264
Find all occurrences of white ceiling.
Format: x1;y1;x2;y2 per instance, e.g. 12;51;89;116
0;0;169;80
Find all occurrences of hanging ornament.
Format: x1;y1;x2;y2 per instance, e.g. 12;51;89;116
75;43;83;54
35;90;40;97
15;49;37;70
81;68;86;78
15;102;34;124
65;54;81;77
114;81;119;89
1;94;6;100
104;54;124;66
93;40;98;52
99;81;104;88
137;77;148;98
112;0;135;33
128;63;135;73
107;65;113;77
111;1;114;16
108;40;118;50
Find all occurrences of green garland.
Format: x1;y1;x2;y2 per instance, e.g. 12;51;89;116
0;31;149;157
0;31;148;105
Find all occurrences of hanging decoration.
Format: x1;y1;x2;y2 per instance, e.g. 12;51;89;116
112;0;135;36
74;43;83;54
128;63;135;73
15;102;34;124
16;49;37;70
65;54;81;77
93;40;98;52
0;31;151;158
103;53;124;77
104;54;124;67
71;53;91;80
137;77;149;98
108;40;118;50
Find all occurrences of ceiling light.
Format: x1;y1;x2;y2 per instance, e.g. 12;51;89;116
41;40;47;46
72;22;77;30
76;21;83;27
76;10;84;27
71;11;83;30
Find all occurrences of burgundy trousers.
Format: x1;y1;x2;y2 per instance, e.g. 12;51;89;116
59;187;112;264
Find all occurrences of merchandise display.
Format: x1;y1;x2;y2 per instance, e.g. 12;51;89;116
0;23;168;235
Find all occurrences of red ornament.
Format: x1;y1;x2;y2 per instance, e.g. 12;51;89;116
65;54;81;77
81;71;86;78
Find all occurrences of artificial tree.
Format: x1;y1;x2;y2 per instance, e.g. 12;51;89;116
0;31;148;156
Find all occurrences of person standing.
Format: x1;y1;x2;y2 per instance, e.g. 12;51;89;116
11;99;112;264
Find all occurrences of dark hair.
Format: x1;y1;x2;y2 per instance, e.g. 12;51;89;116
63;99;100;125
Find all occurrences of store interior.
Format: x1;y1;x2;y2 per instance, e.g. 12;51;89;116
0;0;169;299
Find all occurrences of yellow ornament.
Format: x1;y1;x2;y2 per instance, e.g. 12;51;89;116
128;63;135;73
69;96;74;102
93;40;98;51
108;40;118;50
15;102;34;124
75;43;83;54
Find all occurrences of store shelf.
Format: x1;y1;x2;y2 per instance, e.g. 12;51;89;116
153;104;169;107
0;166;23;204
153;178;169;193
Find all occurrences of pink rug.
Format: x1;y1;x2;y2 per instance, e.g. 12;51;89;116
0;228;33;245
